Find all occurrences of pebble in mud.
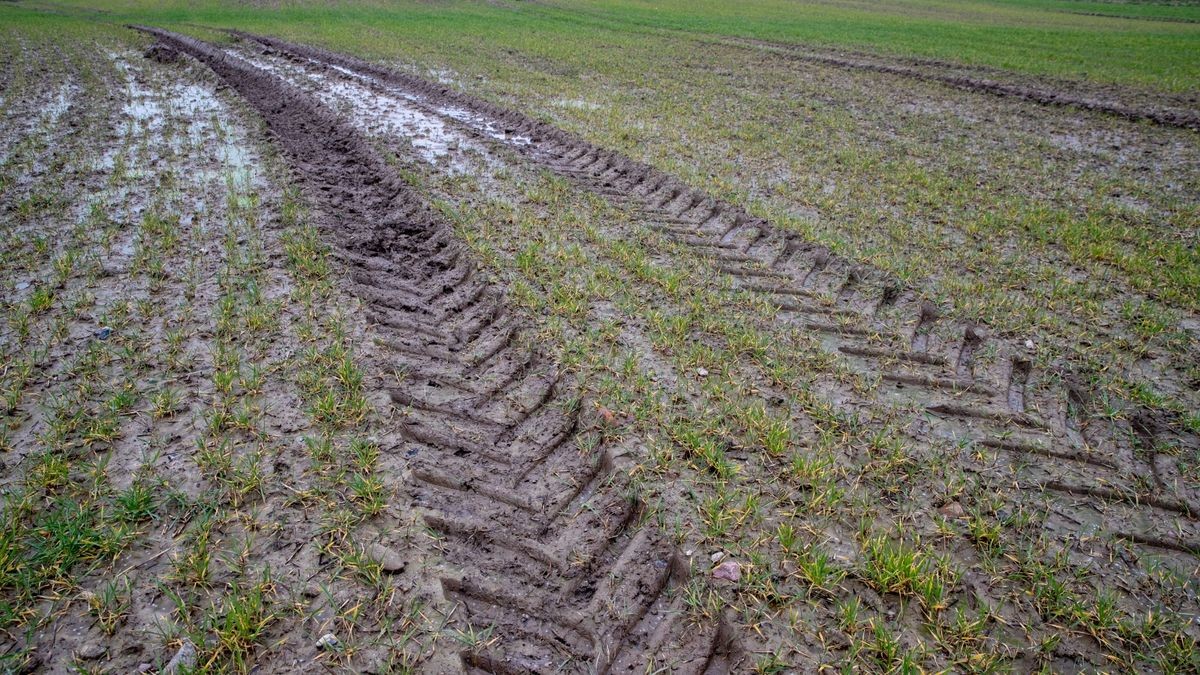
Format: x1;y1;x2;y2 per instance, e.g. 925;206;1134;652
76;643;107;660
366;542;405;573
938;501;966;518
316;633;341;651
162;639;196;675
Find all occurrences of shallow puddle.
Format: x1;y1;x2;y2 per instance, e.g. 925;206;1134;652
44;84;74;123
234;48;533;173
239;50;491;173
99;50;263;211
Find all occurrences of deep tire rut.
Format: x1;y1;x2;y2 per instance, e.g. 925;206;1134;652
136;28;739;674
233;32;1200;560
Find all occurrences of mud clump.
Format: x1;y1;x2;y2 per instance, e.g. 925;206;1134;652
143;42;180;64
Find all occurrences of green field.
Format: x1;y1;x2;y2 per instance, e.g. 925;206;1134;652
17;0;1200;91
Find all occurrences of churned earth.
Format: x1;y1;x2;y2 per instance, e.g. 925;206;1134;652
1;4;1198;674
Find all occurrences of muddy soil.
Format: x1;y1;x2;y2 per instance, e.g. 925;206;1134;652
6;17;1197;672
1;37;453;673
207;30;1200;671
139;27;742;673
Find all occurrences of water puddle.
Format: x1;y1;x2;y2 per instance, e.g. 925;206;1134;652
44;85;74;124
554;97;603;111
440;103;533;147
235;48;532;173
100;50;262;206
0;84;76;165
111;53;164;132
240;51;489;173
426;67;458;86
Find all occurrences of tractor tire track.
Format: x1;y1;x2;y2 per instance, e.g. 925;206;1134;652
229;32;1200;560
716;37;1200;132
136;27;740;674
488;0;1200;131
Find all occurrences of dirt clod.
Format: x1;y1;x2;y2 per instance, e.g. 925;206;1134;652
598;405;618;425
143;43;179;64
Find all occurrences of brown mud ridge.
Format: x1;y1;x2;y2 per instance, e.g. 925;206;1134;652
142;42;180;64
134;27;742;675
231;28;1200;563
724;37;1200;132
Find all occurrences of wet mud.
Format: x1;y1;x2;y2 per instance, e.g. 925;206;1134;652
111;26;1200;671
219;31;1200;668
137;27;742;673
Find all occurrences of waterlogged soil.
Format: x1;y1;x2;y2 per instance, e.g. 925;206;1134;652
243;51;494;174
0;39;451;673
3;20;1199;674
160;30;1200;671
138;27;744;672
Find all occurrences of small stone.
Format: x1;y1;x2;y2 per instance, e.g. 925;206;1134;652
94;327;113;341
1024;339;1035;349
684;549;693;557
316;633;341;651
598;406;618;425
710;551;725;563
137;663;152;673
162;639;197;675
77;643;106;660
938;502;965;519
712;560;741;582
366;543;405;574
696;367;708;377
